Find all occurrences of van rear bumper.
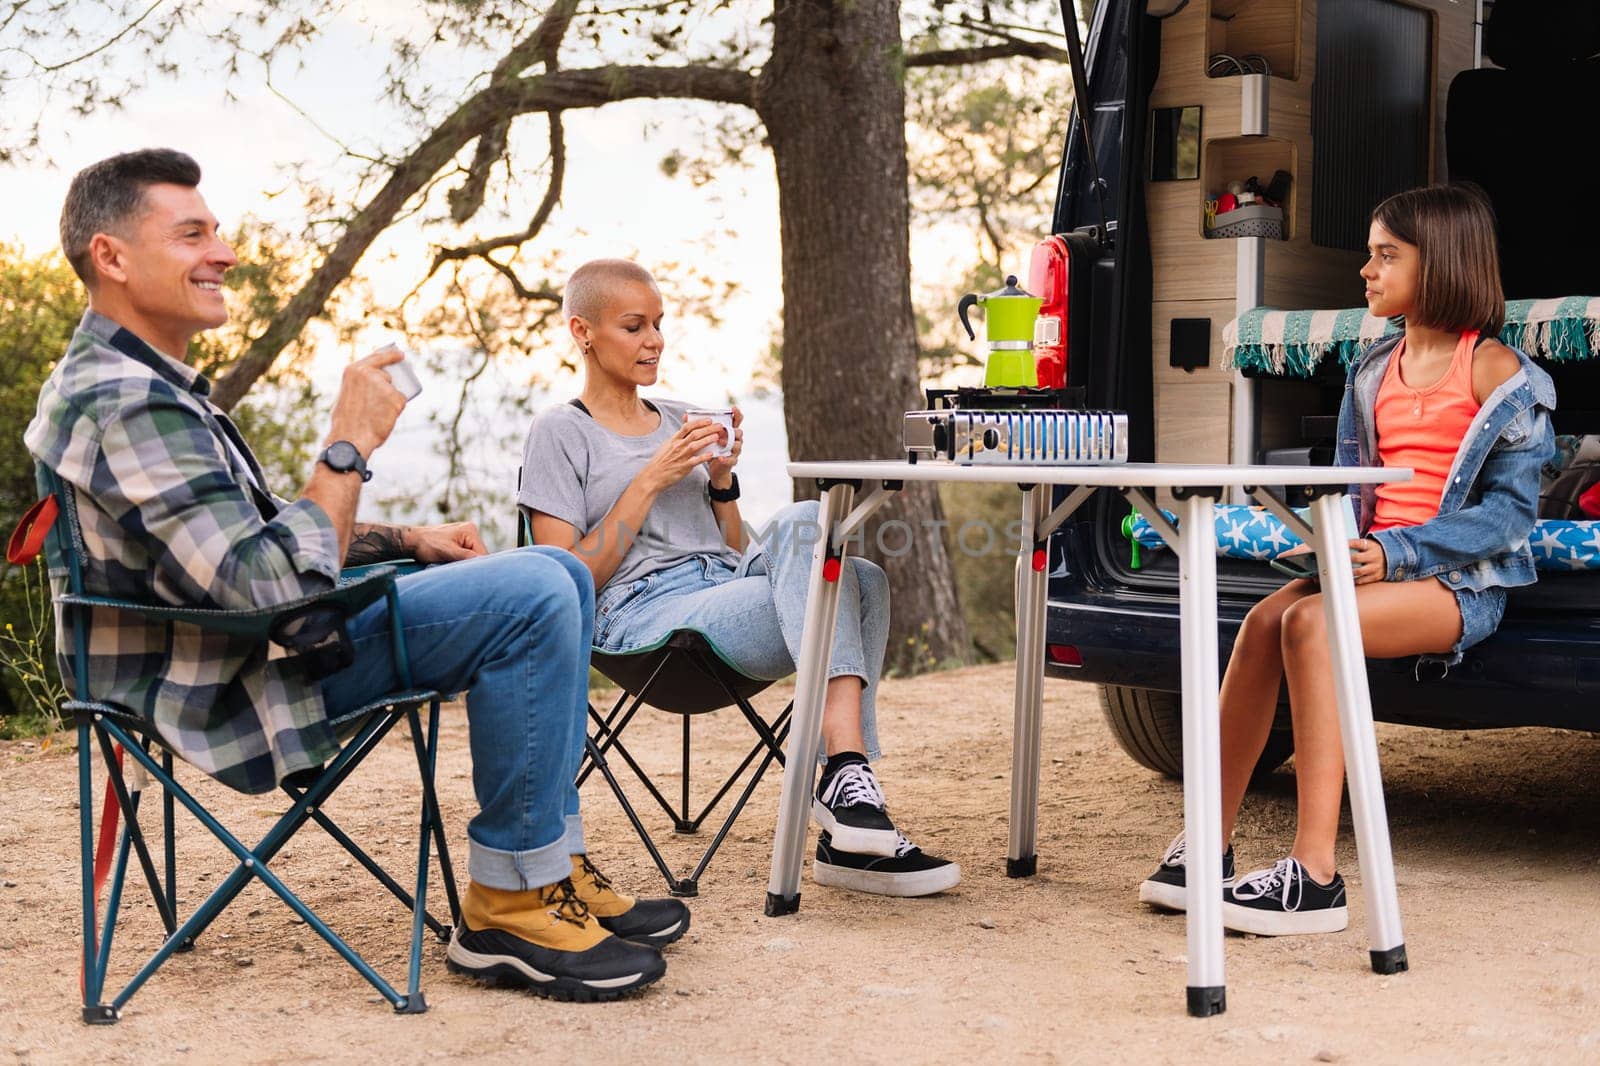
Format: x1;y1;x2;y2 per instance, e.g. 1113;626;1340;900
1044;596;1600;732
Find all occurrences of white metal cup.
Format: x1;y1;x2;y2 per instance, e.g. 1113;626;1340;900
686;408;735;456
375;343;423;400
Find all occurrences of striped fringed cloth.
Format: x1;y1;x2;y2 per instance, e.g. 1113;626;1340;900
1225;296;1600;377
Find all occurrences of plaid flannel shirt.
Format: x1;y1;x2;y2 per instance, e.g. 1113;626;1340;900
25;310;344;794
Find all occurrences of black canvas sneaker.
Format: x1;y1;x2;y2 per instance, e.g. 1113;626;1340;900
1222;856;1348;936
812;753;899;857
1138;831;1236;911
813;831;961;897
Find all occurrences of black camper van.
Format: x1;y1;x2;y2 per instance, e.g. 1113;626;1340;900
1041;0;1600;777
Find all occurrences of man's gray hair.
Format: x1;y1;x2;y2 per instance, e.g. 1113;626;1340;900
563;259;657;323
60;148;202;286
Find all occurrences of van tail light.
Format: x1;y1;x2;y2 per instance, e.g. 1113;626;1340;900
1047;643;1083;667
1028;235;1070;390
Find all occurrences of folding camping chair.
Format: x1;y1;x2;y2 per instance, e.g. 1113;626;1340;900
516;497;793;898
12;469;461;1024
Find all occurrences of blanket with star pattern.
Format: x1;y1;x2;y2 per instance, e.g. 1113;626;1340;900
1123;505;1600;572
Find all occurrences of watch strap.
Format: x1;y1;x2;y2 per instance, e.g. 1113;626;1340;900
707;472;740;503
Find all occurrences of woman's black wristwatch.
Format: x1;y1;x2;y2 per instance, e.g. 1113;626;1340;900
708;473;741;503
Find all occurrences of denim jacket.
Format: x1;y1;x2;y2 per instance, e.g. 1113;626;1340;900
1335;333;1557;593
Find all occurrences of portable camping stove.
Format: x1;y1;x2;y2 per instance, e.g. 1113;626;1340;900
903;385;1129;467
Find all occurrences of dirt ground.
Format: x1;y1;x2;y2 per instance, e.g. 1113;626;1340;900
2;663;1598;1065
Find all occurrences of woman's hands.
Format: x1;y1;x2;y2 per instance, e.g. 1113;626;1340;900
640;414;729;493
707;406;743;487
639;407;742;493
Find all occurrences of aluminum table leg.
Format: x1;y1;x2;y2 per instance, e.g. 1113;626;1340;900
1177;490;1226;1016
765;482;855;916
1307;491;1408;974
1007;487;1050;877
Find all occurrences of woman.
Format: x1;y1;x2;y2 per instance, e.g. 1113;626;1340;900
521;259;959;898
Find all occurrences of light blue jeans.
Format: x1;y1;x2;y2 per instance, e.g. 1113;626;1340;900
320;547;593;892
594;500;888;759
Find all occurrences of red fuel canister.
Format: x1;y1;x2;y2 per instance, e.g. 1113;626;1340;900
1028;235;1070;390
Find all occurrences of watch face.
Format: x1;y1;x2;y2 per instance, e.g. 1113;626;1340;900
325;441;359;469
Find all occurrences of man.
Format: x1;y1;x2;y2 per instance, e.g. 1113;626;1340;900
25;148;686;1002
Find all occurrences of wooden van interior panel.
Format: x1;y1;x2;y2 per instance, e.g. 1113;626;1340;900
1156;380;1233;461
1152;299;1236;389
1155;379;1233;507
1209;0;1304;81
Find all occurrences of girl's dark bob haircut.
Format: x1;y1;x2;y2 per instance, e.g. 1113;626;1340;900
1371;184;1505;337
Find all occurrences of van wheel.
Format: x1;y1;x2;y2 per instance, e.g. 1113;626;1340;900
1097;685;1293;783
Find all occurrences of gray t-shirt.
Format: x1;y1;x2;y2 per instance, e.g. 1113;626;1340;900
519;397;739;594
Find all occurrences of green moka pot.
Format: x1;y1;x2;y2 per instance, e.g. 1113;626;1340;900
958;275;1044;388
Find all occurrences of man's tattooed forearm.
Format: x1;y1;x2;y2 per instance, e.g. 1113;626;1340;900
345;523;410;566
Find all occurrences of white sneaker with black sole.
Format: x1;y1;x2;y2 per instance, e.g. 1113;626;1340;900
813;830;961;897
812;753;899;857
1138;831;1236;912
1222;856;1348;936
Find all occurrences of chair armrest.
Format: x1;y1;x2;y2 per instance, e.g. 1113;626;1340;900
341;559;426;581
57;566;398;641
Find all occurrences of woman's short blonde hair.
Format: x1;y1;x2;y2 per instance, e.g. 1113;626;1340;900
563;259;657;323
1371;184;1505;337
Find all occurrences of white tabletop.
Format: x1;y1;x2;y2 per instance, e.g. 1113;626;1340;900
786;460;1409;488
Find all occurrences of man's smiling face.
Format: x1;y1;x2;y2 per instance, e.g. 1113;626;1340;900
114;182;238;350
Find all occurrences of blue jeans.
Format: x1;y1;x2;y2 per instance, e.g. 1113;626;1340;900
594;500;888;759
320;547;592;892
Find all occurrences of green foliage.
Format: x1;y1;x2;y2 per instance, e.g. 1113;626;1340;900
905;55;1072;380
939;480;1024;662
0;559;67;738
0;244;82;733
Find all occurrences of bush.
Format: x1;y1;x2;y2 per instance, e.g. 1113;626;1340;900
0;245;83;734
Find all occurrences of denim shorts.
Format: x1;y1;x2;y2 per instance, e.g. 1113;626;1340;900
1448;583;1507;662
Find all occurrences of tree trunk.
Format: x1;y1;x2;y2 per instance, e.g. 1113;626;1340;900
758;0;971;674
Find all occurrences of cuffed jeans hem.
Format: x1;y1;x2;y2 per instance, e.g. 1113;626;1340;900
820;663;882;762
564;813;587;856
467;833;574;892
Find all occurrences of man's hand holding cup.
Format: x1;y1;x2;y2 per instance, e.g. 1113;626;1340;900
326;344;421;459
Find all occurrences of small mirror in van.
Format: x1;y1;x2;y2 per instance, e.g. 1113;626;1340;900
1151;105;1201;181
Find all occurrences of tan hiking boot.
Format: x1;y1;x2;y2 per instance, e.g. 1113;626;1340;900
569;854;691;948
446;878;665;1001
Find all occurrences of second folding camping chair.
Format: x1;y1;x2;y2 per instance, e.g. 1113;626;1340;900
13;468;461;1023
517;494;793;897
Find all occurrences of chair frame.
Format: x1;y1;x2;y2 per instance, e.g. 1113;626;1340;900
515;502;791;898
32;470;461;1023
579;633;792;897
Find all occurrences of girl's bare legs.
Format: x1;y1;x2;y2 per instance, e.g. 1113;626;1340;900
821;675;866;757
1218;579;1318;842
1280;577;1462;882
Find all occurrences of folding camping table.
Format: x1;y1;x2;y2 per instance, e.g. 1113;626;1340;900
762;461;1411;1017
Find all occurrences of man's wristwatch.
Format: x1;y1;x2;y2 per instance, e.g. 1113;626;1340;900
707;473;740;503
317;441;372;482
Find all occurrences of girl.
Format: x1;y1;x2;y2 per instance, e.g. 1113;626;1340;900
1140;185;1556;934
521;259;959;898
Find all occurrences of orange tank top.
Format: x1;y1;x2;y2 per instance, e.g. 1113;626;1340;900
1370;330;1482;532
